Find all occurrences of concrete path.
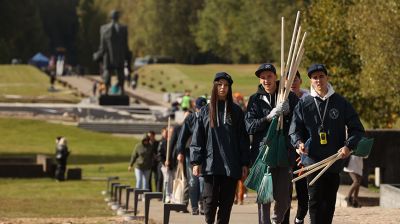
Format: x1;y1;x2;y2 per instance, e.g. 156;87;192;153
119;185;400;224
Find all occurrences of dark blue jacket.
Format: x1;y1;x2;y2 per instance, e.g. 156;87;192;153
176;111;199;156
190;102;250;179
245;83;299;166
289;93;365;173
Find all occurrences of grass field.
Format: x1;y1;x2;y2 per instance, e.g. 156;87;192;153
137;64;310;98
0;65;81;103
0;117;138;218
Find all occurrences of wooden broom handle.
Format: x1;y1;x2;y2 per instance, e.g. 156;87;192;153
309;154;342;186
293;152;339;175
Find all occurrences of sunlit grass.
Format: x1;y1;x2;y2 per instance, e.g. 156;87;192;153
0;65;81;103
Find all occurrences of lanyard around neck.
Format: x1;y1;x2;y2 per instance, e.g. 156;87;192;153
313;97;329;128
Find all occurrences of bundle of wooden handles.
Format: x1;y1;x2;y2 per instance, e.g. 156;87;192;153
277;11;307;130
292;152;347;186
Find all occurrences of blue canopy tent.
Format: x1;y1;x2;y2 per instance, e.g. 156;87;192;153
29;52;49;68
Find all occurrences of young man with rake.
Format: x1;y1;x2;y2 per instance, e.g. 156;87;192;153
289;64;365;224
245;63;299;224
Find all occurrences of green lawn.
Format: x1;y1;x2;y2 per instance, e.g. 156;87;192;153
0;118;138;218
137;64;310;98
0;65;81;103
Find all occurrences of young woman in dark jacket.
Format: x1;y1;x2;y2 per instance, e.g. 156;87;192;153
190;72;250;224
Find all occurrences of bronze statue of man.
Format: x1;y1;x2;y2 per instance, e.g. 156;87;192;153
93;10;131;95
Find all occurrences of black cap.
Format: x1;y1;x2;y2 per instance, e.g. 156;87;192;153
214;72;233;85
307;64;328;77
195;97;207;109
286;70;301;79
255;63;276;77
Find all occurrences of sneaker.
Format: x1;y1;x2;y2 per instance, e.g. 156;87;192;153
352;200;361;208
181;209;190;213
199;201;205;215
344;197;352;207
294;218;304;224
192;207;199;215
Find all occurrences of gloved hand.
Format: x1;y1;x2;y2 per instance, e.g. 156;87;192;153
266;107;282;121
275;99;290;115
281;99;290;115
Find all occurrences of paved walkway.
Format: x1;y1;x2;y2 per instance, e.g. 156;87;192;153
120;185;400;224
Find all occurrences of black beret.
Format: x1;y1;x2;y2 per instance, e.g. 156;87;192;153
255;63;276;77
307;64;328;77
214;72;233;85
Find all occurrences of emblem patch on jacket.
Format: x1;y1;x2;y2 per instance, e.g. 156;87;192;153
329;108;339;119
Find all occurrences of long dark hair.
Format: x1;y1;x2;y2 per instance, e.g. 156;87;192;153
209;81;234;128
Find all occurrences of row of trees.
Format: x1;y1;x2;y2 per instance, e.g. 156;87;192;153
0;0;398;127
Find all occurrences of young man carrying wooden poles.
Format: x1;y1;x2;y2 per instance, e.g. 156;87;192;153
289;64;365;224
245;11;306;224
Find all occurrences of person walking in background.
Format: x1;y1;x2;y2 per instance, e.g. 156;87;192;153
55;136;70;181
289;64;365;224
128;135;154;190
158;126;174;202
191;72;250;224
233;92;247;206
131;72;139;90
92;80;98;96
245;63;299;224
147;131;160;192
169;112;190;212
343;155;364;208
176;97;207;215
181;90;192;111
283;71;309;224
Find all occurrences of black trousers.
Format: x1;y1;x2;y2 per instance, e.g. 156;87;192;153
283;176;308;224
307;172;340;224
55;159;67;181
203;175;237;224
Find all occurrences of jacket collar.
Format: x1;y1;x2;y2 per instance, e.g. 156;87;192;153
310;83;335;101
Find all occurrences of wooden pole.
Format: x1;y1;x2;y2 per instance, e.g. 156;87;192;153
285;11;301;81
277;17;285;130
293;152;339;175
166;116;171;163
284;32;307;97
309;154;342;185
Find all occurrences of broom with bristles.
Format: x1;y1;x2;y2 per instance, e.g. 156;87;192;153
256;167;274;204
245;118;278;190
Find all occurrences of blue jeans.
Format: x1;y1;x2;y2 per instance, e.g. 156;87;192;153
135;168;151;189
186;153;204;209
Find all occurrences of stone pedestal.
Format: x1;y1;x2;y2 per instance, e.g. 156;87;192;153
99;95;129;106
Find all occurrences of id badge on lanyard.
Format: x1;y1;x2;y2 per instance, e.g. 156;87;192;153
314;98;329;145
